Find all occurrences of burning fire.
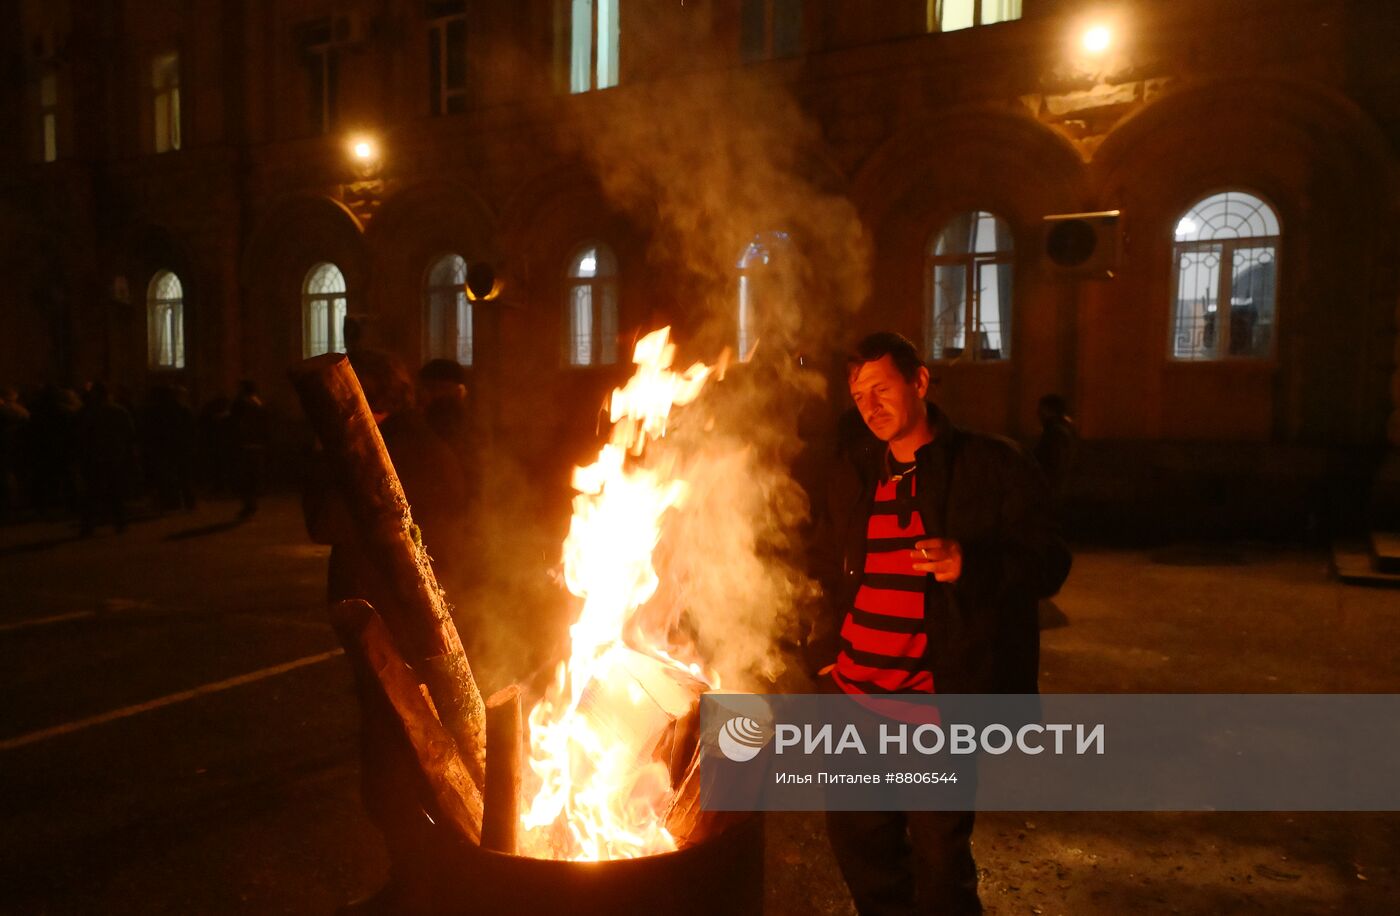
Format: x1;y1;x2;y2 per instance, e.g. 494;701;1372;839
519;328;718;861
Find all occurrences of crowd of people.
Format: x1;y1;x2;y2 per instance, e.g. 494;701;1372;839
0;379;270;534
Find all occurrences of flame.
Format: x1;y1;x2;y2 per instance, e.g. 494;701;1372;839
519;327;717;861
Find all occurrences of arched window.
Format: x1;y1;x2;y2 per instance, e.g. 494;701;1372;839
927;211;1014;361
147;270;185;369
424;254;472;366
1170;191;1280;361
565;243;618;366
303;262;348;358
736;231;790;361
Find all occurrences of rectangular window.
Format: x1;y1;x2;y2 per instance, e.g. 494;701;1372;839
570;0;593;93
595;0;618;89
428;2;469;115
299;20;338;134
741;0;802;61
39;68;58;162
929;0;1020;32
151;52;181;153
568;0;618;94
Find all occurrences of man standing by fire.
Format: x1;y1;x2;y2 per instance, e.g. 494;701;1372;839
807;332;1071;915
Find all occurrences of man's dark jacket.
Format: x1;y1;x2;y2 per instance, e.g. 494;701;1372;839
809;403;1071;694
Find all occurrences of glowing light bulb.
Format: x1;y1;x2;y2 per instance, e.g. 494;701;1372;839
1082;24;1112;54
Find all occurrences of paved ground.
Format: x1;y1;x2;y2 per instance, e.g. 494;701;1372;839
1;496;1397;914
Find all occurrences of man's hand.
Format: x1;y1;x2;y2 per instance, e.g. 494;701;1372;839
911;538;962;582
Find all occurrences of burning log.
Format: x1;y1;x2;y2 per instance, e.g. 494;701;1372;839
290;353;486;790
482;685;522;854
664;748;749;849
331;599;483;845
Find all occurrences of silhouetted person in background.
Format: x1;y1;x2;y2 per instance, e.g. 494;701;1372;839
144;384;198;512
417;357;479;514
78;382;138;536
27;385;81;517
1033;393;1078;506
0;386;29;521
414;358;476;473
229;380;269;519
198;395;233;497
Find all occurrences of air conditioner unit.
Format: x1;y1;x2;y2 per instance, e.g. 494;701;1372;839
1043;210;1120;279
332;11;368;46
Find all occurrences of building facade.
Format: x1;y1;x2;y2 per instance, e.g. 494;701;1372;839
3;0;1398;528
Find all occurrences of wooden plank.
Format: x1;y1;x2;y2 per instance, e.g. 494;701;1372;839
331;599;483;844
482;685;523;854
291;353;486;789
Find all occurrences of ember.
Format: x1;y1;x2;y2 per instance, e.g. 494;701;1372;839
520;327;721;862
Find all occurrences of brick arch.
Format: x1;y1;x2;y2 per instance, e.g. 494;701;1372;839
847;105;1087;436
850;104;1088;236
364;180;499;359
240;194;367;402
1087;77;1399;446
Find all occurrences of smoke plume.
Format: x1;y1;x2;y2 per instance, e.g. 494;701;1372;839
563;53;872;687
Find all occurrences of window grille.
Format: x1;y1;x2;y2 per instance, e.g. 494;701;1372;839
425;254;472;366
147;270;186;369
1170;191;1280;361
303;262;348;358
927;211;1014;361
565;243;618;366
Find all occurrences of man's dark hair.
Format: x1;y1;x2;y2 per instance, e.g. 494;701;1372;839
1038;393;1069;417
419;358;466;385
350;349;415;416
848;331;925;382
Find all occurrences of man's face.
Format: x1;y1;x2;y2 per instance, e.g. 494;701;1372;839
848;355;929;443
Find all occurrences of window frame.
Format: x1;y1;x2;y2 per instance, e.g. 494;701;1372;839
423;253;473;367
302;262;349;359
565;0;620;94
150;50;181;153
563;242;619;368
925;210;1016;363
297;19;338;135
427;2;469;115
928;0;1023;33
735;230;791;362
146;270;186;370
740;0;803;62
38;65;59;162
1166;189;1282;364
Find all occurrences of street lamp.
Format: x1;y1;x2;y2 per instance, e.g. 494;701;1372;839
346;133;381;179
1081;24;1112;55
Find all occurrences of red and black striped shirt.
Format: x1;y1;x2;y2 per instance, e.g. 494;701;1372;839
833;462;935;695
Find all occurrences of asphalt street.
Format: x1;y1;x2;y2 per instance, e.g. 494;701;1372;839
0;498;385;914
1;495;1398;914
